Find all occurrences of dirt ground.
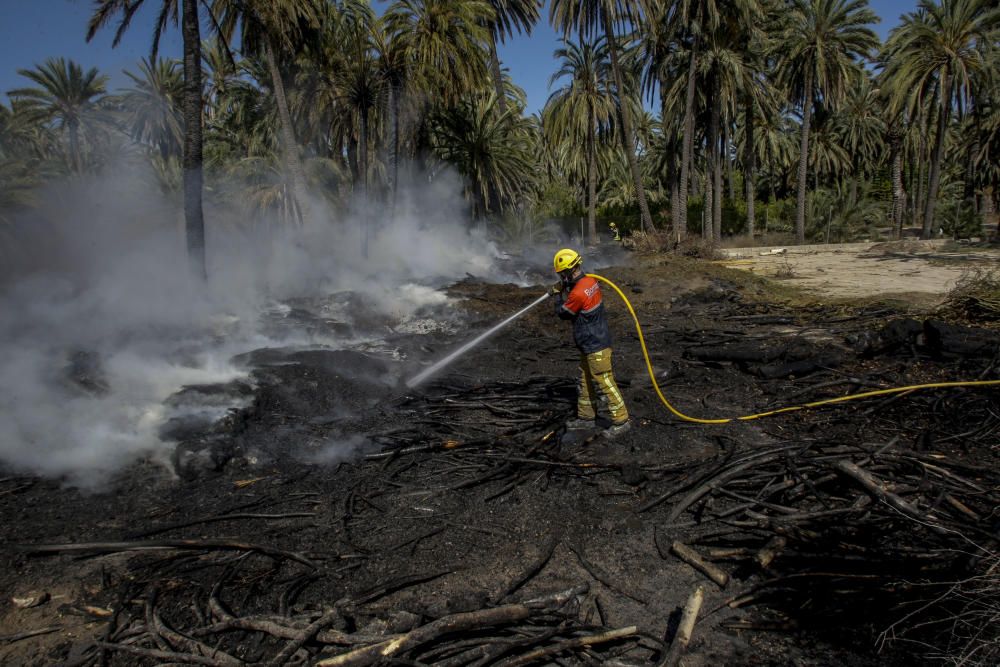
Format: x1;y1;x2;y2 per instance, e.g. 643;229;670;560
1;249;998;666
718;239;1000;303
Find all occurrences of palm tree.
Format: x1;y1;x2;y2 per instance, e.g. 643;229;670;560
636;3;682;234
484;0;542;115
371;17;408;210
551;0;656;233
430;92;537;220
544;38;616;244
737;100;797;234
738;0;781;239
211;0;322;225
1;100;58;166
7;58;109;173
0;158;40;226
326;2;384;254
881;0;1000;238
384;0;494;206
833;72;885;203
202;38;241;123
88;0;207;279
808;114;852;184
656;0;732;238
776;0;879;243
385;0;493;105
699;12;762;241
117;58;184;160
332;3;383;199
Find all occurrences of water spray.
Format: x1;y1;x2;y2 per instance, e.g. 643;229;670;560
406;292;552;388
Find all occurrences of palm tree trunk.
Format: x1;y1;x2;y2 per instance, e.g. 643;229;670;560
703;171;712;240
264;37;311;225
913;88;931;232
923;67;949;239
713;135;722;242
346;132;358;183
360;105;370;256
767;139;776;226
488;32;507;116
794;69;814;244
603;11;654;233
725;123;735;202
359;109;368;197
678;36;699;238
964;100;980;217
914;131;926;231
849;153;858;204
744;99;755;239
668;134;680;239
587;108;597;245
890;127;905;239
68;118;81;173
389;81;402;216
182;0;206;280
709;82;722;242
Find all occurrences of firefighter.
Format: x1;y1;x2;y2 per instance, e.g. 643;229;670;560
551;248;631;438
609;222;621;242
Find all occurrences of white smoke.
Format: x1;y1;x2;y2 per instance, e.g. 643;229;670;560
0;159;503;487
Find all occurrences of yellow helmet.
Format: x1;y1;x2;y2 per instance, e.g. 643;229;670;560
553;248;582;273
609;222;617;228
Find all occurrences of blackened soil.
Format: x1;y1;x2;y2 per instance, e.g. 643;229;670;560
1;256;998;666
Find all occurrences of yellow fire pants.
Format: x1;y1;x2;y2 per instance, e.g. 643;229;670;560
577;348;629;425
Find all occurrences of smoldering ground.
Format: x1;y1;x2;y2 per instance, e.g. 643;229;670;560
0;160;537;487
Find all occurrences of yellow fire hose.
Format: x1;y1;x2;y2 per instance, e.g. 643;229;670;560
587;273;1000;425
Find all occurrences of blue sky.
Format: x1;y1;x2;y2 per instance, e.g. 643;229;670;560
1;0;917;115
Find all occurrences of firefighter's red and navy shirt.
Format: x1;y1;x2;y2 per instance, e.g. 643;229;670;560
555;275;613;353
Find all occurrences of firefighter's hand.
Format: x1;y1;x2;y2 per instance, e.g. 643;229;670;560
550;283;562;296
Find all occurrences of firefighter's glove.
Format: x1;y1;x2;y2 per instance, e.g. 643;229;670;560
550;283;562;296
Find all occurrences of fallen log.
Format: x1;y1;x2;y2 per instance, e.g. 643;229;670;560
833;461;948;535
658;585;704;667
670;542;728;588
754;536;787;569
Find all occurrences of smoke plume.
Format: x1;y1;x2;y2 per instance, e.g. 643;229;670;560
0;160;507;487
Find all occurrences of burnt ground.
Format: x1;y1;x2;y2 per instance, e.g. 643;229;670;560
1;254;999;666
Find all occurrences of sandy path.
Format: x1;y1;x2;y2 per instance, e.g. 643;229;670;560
718;240;998;301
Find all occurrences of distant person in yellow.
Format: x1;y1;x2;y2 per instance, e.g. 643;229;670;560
609;222;621;242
